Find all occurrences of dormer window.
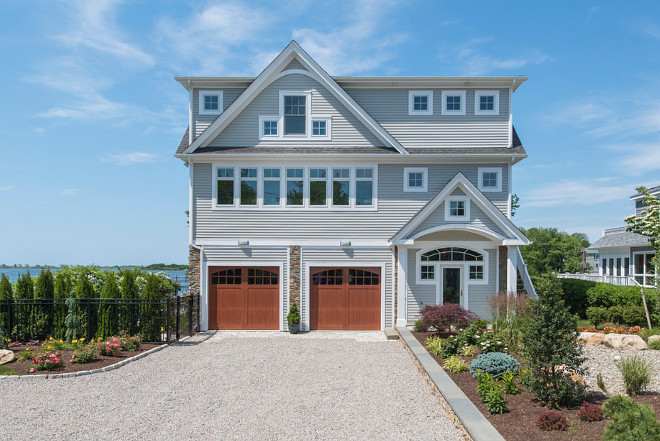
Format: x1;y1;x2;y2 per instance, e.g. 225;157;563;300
475;90;500;115
441;90;466;116
199;90;223;115
408;91;433;115
284;95;306;135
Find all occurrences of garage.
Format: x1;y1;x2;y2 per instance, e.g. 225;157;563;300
310;267;381;330
208;266;280;330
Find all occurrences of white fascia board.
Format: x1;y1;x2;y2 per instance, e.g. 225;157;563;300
175;152;527;162
194;239;391;247
181;41;408;155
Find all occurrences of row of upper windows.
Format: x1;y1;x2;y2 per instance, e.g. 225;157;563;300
213;165;376;209
404;167;503;193
408;90;500;116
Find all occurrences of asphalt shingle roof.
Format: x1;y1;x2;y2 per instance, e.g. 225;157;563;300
589;231;650;250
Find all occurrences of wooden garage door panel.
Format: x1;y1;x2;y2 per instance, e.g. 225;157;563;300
310;267;381;331
209;267;279;330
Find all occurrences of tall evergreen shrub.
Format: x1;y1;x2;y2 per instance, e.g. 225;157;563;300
522;275;587;407
140;274;163;342
31;270;54;340
64;297;83;342
97;273;119;338
120;270;139;335
0;274;12;340
74;272;95;339
52;271;72;339
13;272;34;341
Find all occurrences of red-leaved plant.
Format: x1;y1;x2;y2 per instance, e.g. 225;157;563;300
419;304;478;333
577;401;603;422
537;410;568;431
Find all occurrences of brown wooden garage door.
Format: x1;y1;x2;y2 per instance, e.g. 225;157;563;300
310;267;381;330
208;266;279;330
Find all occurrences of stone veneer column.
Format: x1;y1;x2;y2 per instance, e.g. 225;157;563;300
289;245;301;307
498;246;507;293
188;245;200;296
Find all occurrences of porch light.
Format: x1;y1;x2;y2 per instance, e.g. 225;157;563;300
340;241;352;247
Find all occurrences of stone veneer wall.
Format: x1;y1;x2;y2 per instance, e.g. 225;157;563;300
289;245;301;306
498;246;507;293
188;245;201;296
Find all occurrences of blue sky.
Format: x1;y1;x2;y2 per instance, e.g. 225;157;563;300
1;0;659;266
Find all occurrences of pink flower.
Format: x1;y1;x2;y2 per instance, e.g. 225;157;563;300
29;368;35;373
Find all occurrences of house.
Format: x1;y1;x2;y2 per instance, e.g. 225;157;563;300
586;185;659;287
175;41;534;332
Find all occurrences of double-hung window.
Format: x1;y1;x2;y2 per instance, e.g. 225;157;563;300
441;90;466;115
474;90;500;115
284;95;306;135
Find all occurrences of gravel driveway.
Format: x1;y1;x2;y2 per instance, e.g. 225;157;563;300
0;331;464;441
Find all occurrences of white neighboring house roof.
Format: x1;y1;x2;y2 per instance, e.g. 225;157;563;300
178;41;409;156
390;172;530;246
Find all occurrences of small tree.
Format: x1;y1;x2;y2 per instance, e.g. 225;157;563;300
53;271;72;339
65;297;83;342
120;270;139;335
31;269;54;340
141;274;162;342
13;272;33;341
74;271;95;338
97;272;119;338
0;274;12;339
522;275;587;407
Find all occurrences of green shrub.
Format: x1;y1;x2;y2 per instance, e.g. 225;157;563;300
442;355;468;373
440;335;461;358
13;272;34;341
586;306;608;328
425;336;444;356
602;394;636;418
558;279;595;317
617;354;654;395
97;273;119;339
469;352;519;378
475;371;497;396
522;275;587;407
52;271;71;339
117;334;140;352
0;274;12;339
518;367;533;388
287;303;300;324
483;387;508;414
413;318;427;332
602;398;660;441
457;319;487;347
32;351;63;371
460;345;477;357
607;305;626;325
477;333;508;353
64;297;83;342
71;344;99;364
500;371;520;394
621;305;648;327
649;339;660;350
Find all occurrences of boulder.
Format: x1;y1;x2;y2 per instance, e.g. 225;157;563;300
603;333;648;351
648;335;660;345
579;332;605;345
0;349;14;365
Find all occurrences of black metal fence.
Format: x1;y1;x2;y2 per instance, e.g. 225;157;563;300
0;295;200;343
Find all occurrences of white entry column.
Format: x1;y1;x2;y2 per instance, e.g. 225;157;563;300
396;246;408;327
506;246;518;294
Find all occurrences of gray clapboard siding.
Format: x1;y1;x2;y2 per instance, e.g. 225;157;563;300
209;73;384;148
282;58;307;71
192;162;510;242
203;246;289;328
300;247;393;328
192;88;246;139
405;247;497;321
344;88;510;149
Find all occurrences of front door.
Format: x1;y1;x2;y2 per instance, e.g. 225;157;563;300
442;267;461;305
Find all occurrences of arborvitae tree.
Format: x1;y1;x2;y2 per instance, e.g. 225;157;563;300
0;314;8;350
97;272;119;338
13;272;33;341
0;274;12;340
522;275;587;407
64;297;83;342
74;272;95;339
31;269;55;340
140;274;162;342
53;271;72;339
120;270;139;335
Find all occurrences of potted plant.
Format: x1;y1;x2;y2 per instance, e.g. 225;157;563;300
287;302;301;334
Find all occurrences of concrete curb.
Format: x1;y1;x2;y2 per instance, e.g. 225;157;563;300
0;343;169;380
397;327;505;441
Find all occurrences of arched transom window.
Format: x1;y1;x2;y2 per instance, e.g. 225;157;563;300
421;247;484;262
419;247;486;283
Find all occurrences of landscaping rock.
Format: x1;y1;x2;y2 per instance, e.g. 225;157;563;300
603;333;648;351
648;335;660;345
0;350;14;365
579;332;605;345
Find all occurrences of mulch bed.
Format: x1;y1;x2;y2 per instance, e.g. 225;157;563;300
412;331;660;441
1;343;160;376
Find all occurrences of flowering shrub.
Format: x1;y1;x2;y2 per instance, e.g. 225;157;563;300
477;333;508;353
98;338;121;357
71;345;99;364
32;351;63;371
26;340;40;347
418;304;478;333
537;410;568;431
17;347;33;362
118;334;140;352
577;401;603;422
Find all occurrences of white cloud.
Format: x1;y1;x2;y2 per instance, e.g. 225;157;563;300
523;178;632;208
102;152;158;165
292;0;407;75
440;38;551;75
608;141;660;175
0;186;14;192
60;188;82;197
55;0;153;67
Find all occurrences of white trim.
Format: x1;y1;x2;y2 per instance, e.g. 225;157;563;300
188;163;193;244
211;163;377;211
474;90;500;116
478;167;502;193
507;163;513;218
303;260;387;331
441;90;466;116
198;90;223;116
311;116;332;140
508;86;513;147
391;250;396;327
506;246;517;294
445;196;470;221
403;167;428;192
408;90;433;115
396;246;408;327
415;245;489;287
258;116;280;140
188;85;193;144
408;225;506;243
279;90;312;138
195;239;390;247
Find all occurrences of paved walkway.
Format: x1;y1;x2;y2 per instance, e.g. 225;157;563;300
0;331;464;440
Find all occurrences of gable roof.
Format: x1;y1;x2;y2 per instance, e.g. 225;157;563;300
589;230;650;250
178;41;408;156
391;173;530;245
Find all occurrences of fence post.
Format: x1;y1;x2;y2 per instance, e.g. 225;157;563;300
86;299;92;341
188;295;193;336
176;297;180;341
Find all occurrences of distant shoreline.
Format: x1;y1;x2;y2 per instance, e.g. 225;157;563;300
0;264;187;271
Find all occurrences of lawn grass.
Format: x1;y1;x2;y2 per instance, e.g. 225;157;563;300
0;365;17;375
577;319;591;327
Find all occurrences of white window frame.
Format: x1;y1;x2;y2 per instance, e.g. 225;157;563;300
238;167;258;208
441;90;466;116
211;163;377;211
308;167;329;208
199;90;223;116
474;90;499;115
403;167;428;192
478;167;502;193
408;90;433;115
445;196;470;221
311;116;332;140
415;246;489;287
259;116;280;139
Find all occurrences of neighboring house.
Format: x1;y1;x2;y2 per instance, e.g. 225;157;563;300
175;41;534;332
582;186;659;287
